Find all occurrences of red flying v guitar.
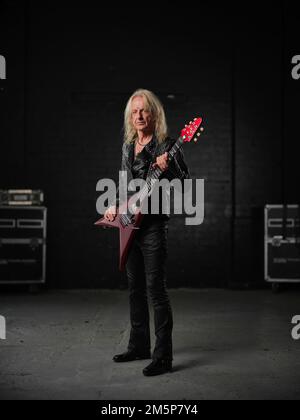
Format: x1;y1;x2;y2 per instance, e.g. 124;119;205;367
95;117;204;271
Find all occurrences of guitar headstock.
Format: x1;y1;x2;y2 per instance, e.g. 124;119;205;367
181;117;204;143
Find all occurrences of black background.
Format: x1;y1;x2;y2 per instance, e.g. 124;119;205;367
0;0;299;289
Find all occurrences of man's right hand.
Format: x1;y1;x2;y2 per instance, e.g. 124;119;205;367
104;206;117;222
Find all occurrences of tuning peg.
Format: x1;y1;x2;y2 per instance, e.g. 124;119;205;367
189;121;192;124
194;139;198;143
197;133;201;137
194;118;197;121
200;127;204;132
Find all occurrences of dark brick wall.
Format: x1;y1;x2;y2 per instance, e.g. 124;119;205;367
233;4;283;286
0;1;297;288
0;1;26;185
283;4;300;204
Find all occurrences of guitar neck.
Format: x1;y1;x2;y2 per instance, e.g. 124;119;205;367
128;116;202;211
136;137;184;203
146;136;183;182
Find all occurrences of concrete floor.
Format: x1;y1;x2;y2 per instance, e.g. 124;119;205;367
0;288;300;400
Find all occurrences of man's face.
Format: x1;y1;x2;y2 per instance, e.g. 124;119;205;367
131;96;154;134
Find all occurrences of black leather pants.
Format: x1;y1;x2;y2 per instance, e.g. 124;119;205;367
126;216;173;361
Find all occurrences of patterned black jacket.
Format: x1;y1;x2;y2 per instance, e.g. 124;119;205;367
112;136;190;217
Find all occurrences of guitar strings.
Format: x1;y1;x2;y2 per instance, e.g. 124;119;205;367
119;139;183;227
117;121;201;227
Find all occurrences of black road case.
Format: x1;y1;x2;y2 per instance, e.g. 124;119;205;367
0;206;47;284
265;205;300;288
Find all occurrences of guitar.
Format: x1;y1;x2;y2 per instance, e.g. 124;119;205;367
95;117;204;271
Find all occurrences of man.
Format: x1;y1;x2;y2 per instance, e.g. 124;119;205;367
104;89;190;376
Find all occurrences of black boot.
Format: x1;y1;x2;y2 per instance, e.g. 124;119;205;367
143;359;172;376
113;350;151;363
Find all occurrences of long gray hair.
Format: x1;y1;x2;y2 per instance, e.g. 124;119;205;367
124;89;168;144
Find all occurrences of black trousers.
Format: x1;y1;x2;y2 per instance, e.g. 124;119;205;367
126;216;173;361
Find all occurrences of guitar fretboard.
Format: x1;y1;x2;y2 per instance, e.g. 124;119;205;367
138;137;184;202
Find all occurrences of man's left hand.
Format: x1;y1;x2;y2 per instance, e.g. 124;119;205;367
153;152;169;172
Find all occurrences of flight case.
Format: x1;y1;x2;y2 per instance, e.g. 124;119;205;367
0;206;47;284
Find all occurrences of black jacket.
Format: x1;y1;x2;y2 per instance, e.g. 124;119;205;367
112;136;190;217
